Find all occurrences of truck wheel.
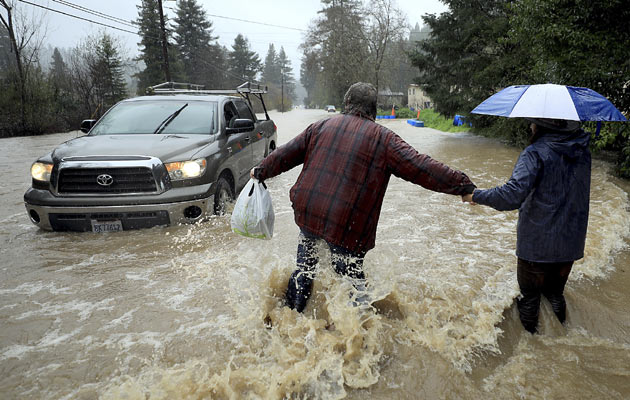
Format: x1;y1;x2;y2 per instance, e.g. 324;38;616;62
214;177;234;215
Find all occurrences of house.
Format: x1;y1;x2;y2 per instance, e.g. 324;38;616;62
407;84;432;110
378;87;404;108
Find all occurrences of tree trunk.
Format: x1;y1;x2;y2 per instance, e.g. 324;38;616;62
0;1;27;133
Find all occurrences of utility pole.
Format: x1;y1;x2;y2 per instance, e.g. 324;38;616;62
157;0;171;82
281;67;284;113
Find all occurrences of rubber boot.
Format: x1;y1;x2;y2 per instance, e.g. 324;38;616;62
545;293;567;324
516;293;540;334
285;270;314;313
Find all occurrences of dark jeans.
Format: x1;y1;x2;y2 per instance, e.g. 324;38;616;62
516;258;574;333
286;230;367;312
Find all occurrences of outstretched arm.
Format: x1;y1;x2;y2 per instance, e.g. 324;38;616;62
252;122;317;181
386;132;476;196
472;149;541;211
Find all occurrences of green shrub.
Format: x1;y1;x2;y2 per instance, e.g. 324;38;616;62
395;107;416;119
416;109;472;133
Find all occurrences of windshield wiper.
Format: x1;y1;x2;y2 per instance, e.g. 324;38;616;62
152;103;188;134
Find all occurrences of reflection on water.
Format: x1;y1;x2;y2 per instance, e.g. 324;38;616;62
1;111;629;399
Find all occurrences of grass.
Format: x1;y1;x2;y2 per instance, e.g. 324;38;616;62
414;109;472;133
377;108;472;132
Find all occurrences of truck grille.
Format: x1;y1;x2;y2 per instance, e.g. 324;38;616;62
57;167;157;194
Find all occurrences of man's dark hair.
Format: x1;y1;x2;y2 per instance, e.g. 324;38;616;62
343;82;377;120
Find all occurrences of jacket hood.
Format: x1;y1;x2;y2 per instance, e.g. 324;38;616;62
536;128;590;160
52;134;214;163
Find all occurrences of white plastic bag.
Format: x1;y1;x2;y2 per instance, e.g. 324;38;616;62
230;178;274;239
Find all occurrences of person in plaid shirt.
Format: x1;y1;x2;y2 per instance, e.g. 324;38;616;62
252;82;476;312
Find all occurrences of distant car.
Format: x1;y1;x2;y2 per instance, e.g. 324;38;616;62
325;105;336;113
24;82;277;232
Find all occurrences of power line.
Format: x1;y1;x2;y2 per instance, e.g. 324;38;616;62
205;13;306;32
17;0;138;35
17;0;295;86
51;0;137;28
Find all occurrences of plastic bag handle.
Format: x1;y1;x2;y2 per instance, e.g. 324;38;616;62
248;180;268;197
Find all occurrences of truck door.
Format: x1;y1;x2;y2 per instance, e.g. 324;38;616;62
234;99;266;165
223;100;253;190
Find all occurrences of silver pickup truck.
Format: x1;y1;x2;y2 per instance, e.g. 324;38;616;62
24;82;277;232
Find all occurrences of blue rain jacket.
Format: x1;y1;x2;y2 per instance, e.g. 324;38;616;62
473;128;591;263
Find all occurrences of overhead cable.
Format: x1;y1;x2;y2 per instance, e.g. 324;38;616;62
51;0;137;28
17;0;138;35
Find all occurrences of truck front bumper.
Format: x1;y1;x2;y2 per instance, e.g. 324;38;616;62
24;184;216;231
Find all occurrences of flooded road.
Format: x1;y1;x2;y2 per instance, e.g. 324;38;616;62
1;109;629;399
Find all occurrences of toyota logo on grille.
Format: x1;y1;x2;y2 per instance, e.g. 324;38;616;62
96;174;114;186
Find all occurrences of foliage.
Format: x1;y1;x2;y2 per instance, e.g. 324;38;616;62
301;0;369;107
227;34;261;88
91;34;128;112
409;0;630;177
135;0;183;93
408;0;517;118
416;109;474;133
363;0;407;94
173;0;226;89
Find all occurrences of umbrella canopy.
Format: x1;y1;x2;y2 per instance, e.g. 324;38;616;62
471;84;627;121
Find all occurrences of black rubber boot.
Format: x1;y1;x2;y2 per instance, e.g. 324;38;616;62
517;294;540;334
285;270;314;313
545;293;567;324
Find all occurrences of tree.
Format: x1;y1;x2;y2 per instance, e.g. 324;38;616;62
301;0;368;106
135;0;183;93
300;49;324;108
67;33;128;122
262;43;281;85
263;45;296;111
277;47;296;104
408;0;516;117
173;0;225;88
227;34;261;87
507;0;630;115
364;0;407;94
91;33;127;112
0;0;46;133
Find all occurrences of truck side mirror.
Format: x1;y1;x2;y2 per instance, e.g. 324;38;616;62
80;119;97;133
226;118;254;134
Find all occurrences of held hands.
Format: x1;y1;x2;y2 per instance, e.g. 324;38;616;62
250;167;256;179
461;192;476;205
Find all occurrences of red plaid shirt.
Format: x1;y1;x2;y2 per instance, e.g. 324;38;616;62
256;113;475;253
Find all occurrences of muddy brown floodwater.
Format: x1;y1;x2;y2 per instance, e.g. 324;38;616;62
1;109;629;399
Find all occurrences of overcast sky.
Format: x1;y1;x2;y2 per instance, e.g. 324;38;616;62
25;0;448;76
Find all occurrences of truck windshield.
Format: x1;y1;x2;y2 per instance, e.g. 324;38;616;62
89;100;217;135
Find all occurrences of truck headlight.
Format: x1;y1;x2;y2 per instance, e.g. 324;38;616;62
31;162;53;182
165;158;207;180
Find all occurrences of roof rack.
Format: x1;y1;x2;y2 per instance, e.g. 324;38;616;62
146;82;238;95
146;81;271;121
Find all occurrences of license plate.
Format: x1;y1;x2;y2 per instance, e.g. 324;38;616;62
91;220;123;233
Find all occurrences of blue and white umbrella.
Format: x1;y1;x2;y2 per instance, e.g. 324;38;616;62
471;84;627;121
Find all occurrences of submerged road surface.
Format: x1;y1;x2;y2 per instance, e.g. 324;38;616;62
1;109;629;399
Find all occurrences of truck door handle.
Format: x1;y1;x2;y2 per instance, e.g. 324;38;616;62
245;137;251;142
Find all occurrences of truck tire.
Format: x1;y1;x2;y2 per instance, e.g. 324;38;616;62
213;176;234;215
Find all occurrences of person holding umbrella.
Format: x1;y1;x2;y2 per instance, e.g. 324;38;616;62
465;84;627;334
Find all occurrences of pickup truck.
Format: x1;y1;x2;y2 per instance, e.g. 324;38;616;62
24;82;277;232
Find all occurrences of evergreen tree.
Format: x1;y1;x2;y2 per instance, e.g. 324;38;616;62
50;47;67;85
300;49;324;108
277;46;296;101
262;43;280;85
173;0;225;88
301;0;368;106
408;0;515;117
91;33;127;111
227;34;261;87
135;0;183;93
